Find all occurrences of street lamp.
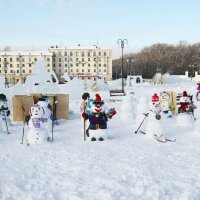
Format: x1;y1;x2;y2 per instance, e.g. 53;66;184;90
126;57;134;76
117;39;128;92
189;64;195;80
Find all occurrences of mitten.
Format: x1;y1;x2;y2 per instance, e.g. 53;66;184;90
82;112;88;119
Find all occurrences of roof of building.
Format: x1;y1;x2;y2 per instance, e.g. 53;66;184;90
48;45;111;51
0;50;52;56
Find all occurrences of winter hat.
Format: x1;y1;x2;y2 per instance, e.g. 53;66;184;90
152;93;159;102
0;94;7;101
94;93;102;102
82;92;90;100
183;91;188;97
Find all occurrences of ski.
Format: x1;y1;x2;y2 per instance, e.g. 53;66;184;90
139;130;146;134
153;134;176;143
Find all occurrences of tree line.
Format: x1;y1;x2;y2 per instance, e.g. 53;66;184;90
112;41;200;79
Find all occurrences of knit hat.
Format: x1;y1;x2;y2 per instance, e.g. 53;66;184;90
152;93;159;102
0;94;7;101
183;91;188;97
94;94;101;102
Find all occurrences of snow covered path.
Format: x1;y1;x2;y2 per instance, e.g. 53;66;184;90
1;107;200;200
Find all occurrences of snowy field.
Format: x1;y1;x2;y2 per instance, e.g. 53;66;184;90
0;82;200;200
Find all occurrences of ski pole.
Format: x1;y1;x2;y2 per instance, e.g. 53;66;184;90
83;101;86;141
135;113;149;134
21;122;25;144
4;111;10;134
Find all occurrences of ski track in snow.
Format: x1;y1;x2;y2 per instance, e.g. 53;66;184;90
0;87;200;200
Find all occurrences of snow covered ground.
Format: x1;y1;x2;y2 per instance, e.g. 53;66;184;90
0;82;200;200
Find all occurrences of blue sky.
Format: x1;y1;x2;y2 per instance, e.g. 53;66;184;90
0;0;200;57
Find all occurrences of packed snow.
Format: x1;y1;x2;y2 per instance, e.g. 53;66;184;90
0;61;200;200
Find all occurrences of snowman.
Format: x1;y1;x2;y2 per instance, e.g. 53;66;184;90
82;93;116;141
160;91;173;118
177;91;195;128
36;97;53;141
26;104;48;145
145;93;164;138
0;94;10;133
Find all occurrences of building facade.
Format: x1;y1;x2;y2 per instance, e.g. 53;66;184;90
0;51;52;85
48;45;112;81
0;46;112;85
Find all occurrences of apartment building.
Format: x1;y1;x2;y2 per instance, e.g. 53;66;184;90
48;45;112;81
0;51;53;85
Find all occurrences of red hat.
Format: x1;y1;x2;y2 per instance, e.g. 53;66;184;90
183;91;188;96
152;93;159;102
95;93;101;102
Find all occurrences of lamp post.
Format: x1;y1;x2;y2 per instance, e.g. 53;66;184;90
189;64;195;80
117;39;128;92
126;57;134;76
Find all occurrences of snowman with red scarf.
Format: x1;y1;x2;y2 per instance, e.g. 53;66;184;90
145;93;164;139
82;93;116;141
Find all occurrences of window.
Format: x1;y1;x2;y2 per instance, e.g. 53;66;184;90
82;69;84;72
99;51;101;56
70;58;73;61
88;52;91;57
29;58;31;62
17;70;19;73
76;63;79;67
48;69;50;72
29;70;32;73
88;58;90;61
10;70;13;73
76;58;79;61
70;64;73;67
53;58;56;62
10;64;13;68
22;58;25;62
34;58;37;62
99;64;101;67
99;69;101;72
65;64;67;67
76;69;79;72
59;58;61;62
81;51;85;57
23;70;25;73
104;64;107;67
65;58;68;62
4;70;7;73
88;64;90;67
88;69;90;72
29;64;31;67
93;52;96;56
94;69;96;72
104;51;107;56
71;69;73;72
82;63;84;67
53;64;56;68
22;64;25;67
104;69;107;72
47;58;50;62
59;63;61;67
16;58;19;62
94;63;96;67
70;51;73;56
82;58;84;61
64;52;67;56
65;69;68;72
17;64;19;68
47;64;50;67
10;58;12;62
0;70;1;73
4;58;7;61
59;69;61;73
0;58;1;61
75;52;79;57
0;64;1;67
